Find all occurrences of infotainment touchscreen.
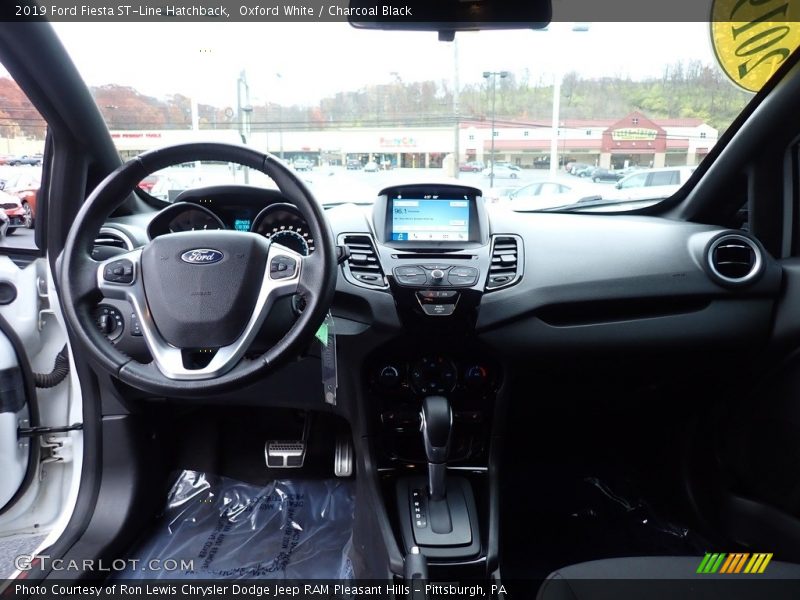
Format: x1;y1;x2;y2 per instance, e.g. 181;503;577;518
390;196;471;242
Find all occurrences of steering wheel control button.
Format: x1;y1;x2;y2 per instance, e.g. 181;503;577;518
130;313;143;336
103;259;135;284
270;255;297;280
447;266;479;287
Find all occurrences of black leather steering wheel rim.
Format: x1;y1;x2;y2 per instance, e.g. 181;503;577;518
60;142;337;397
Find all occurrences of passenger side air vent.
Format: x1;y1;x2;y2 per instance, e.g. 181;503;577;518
486;235;522;290
341;234;387;288
91;228;133;261
707;234;762;285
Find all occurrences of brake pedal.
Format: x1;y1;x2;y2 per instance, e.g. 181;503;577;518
334;433;353;477
265;441;306;468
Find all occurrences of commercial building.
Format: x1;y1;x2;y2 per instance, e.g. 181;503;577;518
108;111;717;170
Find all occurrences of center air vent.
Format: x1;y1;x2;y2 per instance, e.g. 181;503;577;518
486;235;522;290
707;233;762;285
91;228;133;261
341;234;387;288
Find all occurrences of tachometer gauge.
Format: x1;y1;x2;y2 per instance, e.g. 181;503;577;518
167;209;225;233
147;202;225;239
251;203;315;256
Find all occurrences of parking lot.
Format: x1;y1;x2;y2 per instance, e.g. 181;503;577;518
0;162;618;251
0;226;36;249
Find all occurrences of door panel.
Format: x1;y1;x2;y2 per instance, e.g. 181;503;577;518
0;333;28;510
0;255;78;545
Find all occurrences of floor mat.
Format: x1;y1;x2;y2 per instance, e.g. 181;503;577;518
502;472;710;579
117;470;355;579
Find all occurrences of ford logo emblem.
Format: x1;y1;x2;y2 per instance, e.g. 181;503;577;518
180;249;224;264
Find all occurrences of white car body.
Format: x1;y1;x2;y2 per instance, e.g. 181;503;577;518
492;180;600;211
604;167;695;203
482;165;521;179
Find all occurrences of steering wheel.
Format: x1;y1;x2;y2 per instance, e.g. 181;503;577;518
60;143;337;397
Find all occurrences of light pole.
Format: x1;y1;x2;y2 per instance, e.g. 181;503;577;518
237;70;252;183
453;39;460;179
483;70;508;188
276;73;284;159
540;23;591;177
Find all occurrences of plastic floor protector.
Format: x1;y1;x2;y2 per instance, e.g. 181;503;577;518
117;470;355;579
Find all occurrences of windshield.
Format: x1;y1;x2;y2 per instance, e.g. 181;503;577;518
48;21;763;211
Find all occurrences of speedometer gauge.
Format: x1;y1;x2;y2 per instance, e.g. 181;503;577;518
251;203;315;256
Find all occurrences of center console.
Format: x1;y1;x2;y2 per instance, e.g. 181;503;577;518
348;183;514;576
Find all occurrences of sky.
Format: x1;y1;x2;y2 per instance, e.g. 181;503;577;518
41;22;716;110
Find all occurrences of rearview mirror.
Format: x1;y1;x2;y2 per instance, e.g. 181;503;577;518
348;0;551;39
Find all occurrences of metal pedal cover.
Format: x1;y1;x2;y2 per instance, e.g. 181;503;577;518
265;441;306;468
334;433;353;477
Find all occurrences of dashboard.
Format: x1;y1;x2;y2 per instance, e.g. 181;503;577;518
98;181;783;366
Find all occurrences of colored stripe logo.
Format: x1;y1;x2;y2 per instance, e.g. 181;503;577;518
697;553;773;574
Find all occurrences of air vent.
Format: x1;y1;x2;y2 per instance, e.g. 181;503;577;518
486;235;522;290
91;227;133;261
707;234;762;285
341;234;387;288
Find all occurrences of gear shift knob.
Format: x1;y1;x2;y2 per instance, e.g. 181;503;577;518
420;395;452;499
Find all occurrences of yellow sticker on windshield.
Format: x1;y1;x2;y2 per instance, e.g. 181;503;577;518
711;0;800;92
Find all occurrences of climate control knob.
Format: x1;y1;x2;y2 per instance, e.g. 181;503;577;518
465;365;489;389
431;269;445;281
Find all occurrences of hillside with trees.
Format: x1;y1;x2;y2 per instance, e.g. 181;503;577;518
0;61;753;139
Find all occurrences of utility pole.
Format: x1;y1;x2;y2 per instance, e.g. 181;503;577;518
483;71;508;188
453;37;460;179
237;70;252;183
276;73;284;159
549;74;561;178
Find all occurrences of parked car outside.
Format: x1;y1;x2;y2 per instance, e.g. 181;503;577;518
482;164;520;179
1;168;40;229
0;207;8;237
346;158;363;170
8;154;42;166
0;190;28;233
500;180;600;211
293;158;313;172
483;184;523;204
137;174;159;193
591;168;624;183
571;164;595;177
604;166;696;203
460;161;485;172
363;160;379;172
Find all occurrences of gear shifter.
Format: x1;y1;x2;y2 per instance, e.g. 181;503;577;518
397;394;478;558
420;395;452;500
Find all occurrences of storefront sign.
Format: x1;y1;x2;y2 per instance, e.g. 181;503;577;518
611;128;658;141
379;136;416;148
711;0;800;92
